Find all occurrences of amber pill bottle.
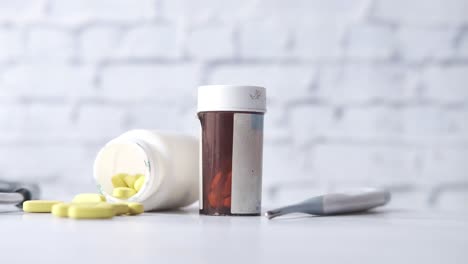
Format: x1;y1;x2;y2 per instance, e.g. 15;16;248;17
197;85;266;216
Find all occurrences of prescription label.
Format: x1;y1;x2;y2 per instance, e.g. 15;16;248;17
231;113;263;214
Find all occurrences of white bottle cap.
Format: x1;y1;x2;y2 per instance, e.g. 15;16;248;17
197;85;267;113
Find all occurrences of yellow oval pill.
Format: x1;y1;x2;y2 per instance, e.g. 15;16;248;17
134;176;146;192
52;203;70;217
111;173;128;188
113;187;137;199
68;203;114;219
123;175;138;189
111;203;129;215
127;202;144;215
23;200;63;213
72;193;106;203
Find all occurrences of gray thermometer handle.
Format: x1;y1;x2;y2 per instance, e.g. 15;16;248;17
266;188;391;219
321;188;390;214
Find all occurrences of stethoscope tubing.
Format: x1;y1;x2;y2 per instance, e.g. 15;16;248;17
0;192;25;204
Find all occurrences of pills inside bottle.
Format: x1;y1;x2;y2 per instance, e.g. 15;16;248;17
93;130;199;211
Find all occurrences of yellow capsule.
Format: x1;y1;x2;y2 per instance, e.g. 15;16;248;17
52;203;70;217
111;173;128;188
111;203;129;215
23;200;63;213
123;175;138;189
134;176;146;192
127;202;144;215
113;187;137;199
68;203;114;219
72;193;106;203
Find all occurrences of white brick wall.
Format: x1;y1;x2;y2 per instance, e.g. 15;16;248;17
187;24;234;60
0;0;467;209
48;0;157;23
209;65;316;104
26;27;75;62
0;0;45;23
422;66;468;103
239;21;290;59
344;24;396;60
0;26;22;62
99;64;200;101
292;24;345;60
116;24;180;59
396;27;456;62
1;64;95;98
0;103;73;142
312;144;421;184
318;64;411;103
80;25;122;62
373;0;468;25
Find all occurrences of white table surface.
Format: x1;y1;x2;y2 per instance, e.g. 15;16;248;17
1;206;467;264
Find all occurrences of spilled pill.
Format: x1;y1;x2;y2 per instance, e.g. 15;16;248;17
113;187;137;199
127;202;144;215
52;203;70;217
111;173;128;188
134;176;145;192
23;200;63;213
111;203;129;215
72;193;106;203
68;203;114;219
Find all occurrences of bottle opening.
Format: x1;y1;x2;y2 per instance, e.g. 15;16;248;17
93;141;152;203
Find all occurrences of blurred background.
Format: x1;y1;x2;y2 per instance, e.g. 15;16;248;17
0;0;467;210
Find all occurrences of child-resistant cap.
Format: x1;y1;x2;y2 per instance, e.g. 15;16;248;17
197;85;267;113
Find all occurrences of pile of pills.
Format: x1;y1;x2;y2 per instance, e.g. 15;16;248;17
23;193;144;219
111;173;146;199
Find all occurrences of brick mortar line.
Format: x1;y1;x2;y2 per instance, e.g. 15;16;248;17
1;97;467;107
1;139;467;149
298;139;468;149
2;59;468;68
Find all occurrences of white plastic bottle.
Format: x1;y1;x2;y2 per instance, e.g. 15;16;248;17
93;130;198;211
